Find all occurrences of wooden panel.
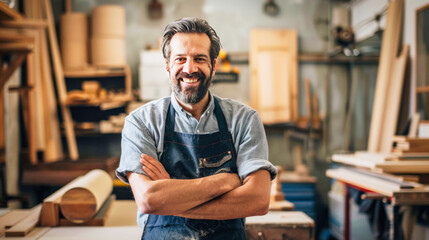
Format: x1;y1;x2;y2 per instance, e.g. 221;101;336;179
250;29;298;124
368;0;404;152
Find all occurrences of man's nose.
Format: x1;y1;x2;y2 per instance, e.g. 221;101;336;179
182;59;197;73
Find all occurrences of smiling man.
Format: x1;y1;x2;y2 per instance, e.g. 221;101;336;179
116;17;277;240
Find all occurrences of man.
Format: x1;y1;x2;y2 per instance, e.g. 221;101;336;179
116;17;277;239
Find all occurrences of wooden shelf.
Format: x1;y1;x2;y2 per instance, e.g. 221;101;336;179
64;67;128;78
299;53;379;64
0;19;47;28
66;97;133;108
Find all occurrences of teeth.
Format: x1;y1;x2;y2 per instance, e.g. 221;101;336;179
182;78;198;83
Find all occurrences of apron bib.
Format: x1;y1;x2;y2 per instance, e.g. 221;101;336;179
142;97;246;240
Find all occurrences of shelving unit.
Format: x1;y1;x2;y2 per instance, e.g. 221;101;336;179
63;65;133;136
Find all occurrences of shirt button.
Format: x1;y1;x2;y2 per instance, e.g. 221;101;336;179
196;129;200;133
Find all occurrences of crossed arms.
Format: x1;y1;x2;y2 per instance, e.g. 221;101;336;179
127;154;271;220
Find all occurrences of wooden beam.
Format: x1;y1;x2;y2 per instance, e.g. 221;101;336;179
0;2;23;21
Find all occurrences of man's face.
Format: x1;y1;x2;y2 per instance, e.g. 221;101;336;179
166;33;216;104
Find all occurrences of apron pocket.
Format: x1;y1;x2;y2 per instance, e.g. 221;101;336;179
199;151;232;168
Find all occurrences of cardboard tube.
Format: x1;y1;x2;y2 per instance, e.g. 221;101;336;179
60;13;88;69
60;13;88;40
91;5;125;38
91;37;126;67
59;169;113;223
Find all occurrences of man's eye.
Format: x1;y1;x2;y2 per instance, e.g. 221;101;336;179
195;58;207;62
176;58;186;62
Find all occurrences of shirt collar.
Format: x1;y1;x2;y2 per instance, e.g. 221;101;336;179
170;91;215;119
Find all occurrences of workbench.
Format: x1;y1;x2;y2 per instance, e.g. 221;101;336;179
327;167;429;240
1;200;315;240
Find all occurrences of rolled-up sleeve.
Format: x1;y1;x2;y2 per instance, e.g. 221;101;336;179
115;114;158;184
236;111;277;181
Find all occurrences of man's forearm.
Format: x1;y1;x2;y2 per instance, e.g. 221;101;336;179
175;170;271;220
128;171;241;215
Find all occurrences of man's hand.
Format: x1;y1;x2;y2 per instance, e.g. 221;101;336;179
140;154;170;180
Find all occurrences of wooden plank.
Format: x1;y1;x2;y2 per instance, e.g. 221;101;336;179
42;0;78;160
0;210;31;235
379;45;409;153
5;205;42;237
25;53;38;165
326;168;402;197
31;0;63;162
40;28;63;162
368;0;404;152
0;227;49;240
408;113;421;138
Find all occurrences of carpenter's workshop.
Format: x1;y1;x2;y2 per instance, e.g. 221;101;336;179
0;0;429;239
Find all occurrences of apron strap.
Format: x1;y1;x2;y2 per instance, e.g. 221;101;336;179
165;99;176;134
213;97;229;134
165;96;229;134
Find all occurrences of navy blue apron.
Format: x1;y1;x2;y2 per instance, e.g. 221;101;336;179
141;97;246;240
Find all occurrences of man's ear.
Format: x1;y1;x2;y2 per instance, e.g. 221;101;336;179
165;60;171;78
213;57;218;72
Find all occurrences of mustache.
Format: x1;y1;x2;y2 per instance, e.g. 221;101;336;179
176;71;205;80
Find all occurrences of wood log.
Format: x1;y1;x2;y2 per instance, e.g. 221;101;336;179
59;169;113;223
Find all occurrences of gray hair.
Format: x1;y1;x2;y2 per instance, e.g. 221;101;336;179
161;17;221;67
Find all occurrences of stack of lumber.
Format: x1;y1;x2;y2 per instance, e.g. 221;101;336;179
392;136;429;156
332;152;429;175
326;167;425;197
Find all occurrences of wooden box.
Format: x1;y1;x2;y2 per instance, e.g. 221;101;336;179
245;211;314;240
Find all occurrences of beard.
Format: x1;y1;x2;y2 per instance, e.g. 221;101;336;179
172;69;213;104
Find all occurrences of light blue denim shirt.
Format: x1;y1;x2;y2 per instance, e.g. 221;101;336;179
116;92;277;227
